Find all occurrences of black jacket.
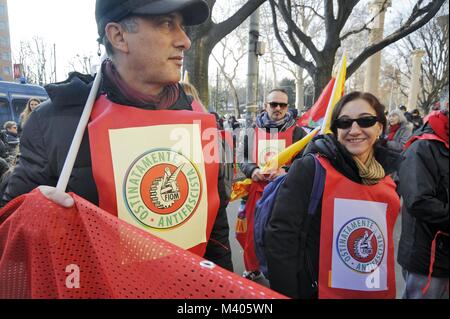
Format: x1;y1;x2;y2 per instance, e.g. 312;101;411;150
265;134;402;298
397;124;449;278
237;117;307;178
0;133;8;159
1;71;233;271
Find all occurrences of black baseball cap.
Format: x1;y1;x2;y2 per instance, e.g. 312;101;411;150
96;0;210;39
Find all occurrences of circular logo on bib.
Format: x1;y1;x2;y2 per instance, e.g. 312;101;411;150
336;217;385;273
123;149;202;230
259;146;278;166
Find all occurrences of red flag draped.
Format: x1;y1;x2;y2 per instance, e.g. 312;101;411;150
0;189;285;299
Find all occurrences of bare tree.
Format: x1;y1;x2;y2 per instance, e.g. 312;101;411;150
14;41;36;84
67;54;94;74
184;0;267;107
389;9;449;113
269;0;446;97
31;36;56;85
212;33;247;118
13;37;55;85
261;0;322;110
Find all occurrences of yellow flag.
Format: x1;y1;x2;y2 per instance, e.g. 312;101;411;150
320;53;347;135
230;178;253;202
262;126;320;172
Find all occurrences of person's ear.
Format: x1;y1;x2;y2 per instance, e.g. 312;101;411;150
105;22;129;54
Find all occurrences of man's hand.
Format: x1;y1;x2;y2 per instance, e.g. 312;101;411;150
251;168;267;182
38;186;74;208
263;168;286;181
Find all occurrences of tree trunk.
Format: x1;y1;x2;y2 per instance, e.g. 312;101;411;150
270;50;278;87
295;65;304;111
184;36;213;107
313;64;334;101
185;0;266;111
231;82;241;118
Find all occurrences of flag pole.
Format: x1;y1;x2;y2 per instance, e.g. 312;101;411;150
56;54;106;192
320;53;347;135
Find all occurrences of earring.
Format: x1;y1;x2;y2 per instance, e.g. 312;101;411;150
97;43;102;57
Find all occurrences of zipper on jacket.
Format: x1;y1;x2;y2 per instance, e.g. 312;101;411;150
305;252;318;291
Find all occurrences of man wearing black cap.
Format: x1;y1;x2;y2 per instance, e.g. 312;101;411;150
1;0;233;271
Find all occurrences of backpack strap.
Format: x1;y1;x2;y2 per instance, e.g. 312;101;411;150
307;155;326;215
299;154;325;291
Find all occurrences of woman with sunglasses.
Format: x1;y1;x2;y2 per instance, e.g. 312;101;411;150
265;91;403;299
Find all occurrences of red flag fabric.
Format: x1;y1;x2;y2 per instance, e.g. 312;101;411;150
297;78;336;127
0;189;286;299
236;182;267;272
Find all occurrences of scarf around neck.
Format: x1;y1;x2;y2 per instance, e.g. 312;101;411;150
103;59;179;110
256;110;295;130
387;123;400;141
352;150;385;185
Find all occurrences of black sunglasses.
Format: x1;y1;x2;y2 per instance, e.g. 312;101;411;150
334;116;379;129
268;102;288;109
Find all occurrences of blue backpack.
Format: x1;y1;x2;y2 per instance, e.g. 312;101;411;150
254;155;326;278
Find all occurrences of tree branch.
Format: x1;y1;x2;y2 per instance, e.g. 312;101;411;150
276;0;320;61
336;0;360;31
269;0;316;76
293;4;324;20
340;0;388;42
212;0;266;42
347;0;446;78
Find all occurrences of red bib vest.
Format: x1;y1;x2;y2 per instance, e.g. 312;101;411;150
252;125;296;167
316;156;400;299
240;125;295;272
404;133;449;150
87;95;220;257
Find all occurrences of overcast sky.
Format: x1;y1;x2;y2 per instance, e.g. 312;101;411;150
8;0;101;80
6;0;244;82
7;0;432;85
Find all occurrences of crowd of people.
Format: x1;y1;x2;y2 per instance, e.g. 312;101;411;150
0;0;447;300
0;98;42;183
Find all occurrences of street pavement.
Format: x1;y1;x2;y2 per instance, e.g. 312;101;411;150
226;197;406;298
227;199;270;288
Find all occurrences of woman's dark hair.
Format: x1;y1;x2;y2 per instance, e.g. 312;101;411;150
330;91;387;135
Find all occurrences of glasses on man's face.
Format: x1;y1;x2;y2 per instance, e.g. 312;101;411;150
334;116;378;129
268;102;288;109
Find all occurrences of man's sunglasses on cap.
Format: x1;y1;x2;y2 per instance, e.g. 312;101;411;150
268;102;288;109
334;116;378;129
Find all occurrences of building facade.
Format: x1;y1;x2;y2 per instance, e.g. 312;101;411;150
0;0;12;81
